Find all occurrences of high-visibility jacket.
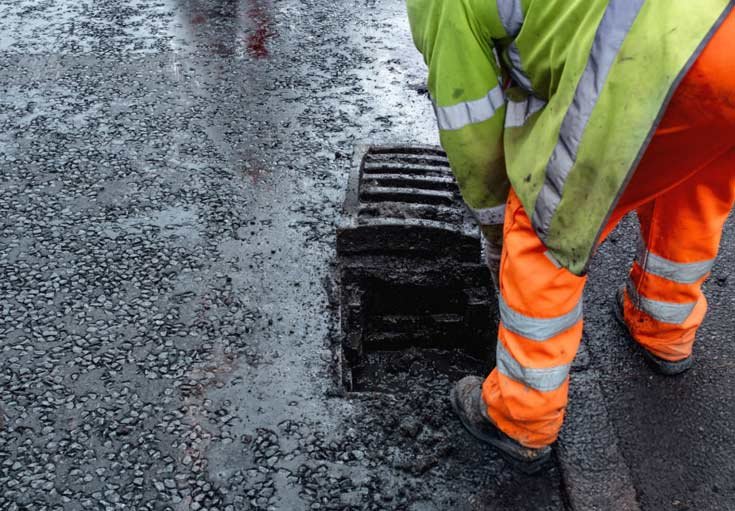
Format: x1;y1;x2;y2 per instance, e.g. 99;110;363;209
407;0;733;275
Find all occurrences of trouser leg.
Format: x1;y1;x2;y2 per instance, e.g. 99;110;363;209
479;9;735;446
481;190;586;448
623;148;735;361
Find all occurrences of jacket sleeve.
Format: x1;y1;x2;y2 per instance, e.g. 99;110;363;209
407;0;510;228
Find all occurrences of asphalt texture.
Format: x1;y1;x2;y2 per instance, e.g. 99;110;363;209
0;0;732;510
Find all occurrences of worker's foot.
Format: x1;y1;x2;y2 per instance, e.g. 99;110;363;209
613;287;693;376
449;376;552;474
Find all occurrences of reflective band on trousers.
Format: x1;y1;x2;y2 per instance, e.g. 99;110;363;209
532;0;645;239
507;43;533;92
496;341;571;392
544;250;562;269
636;242;715;284
626;279;696;325
497;0;524;37
506;95;546;128
433;85;505;131
473;204;506;225
499;294;583;341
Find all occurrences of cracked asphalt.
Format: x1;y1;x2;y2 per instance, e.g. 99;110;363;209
0;0;733;510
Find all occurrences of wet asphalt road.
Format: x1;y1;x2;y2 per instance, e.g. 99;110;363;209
0;0;733;510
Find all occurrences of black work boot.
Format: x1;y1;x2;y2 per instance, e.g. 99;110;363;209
613;287;693;376
449;376;552;474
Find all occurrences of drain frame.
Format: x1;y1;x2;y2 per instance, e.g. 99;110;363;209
336;144;498;392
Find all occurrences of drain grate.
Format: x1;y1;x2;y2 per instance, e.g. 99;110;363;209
338;145;479;260
336;145;497;392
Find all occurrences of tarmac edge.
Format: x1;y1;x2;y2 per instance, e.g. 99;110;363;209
557;371;641;511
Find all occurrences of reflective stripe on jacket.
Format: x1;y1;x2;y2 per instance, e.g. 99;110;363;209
406;0;733;275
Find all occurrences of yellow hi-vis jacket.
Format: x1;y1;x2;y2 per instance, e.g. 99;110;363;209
407;0;733;274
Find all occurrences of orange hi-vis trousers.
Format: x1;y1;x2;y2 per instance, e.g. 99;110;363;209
482;10;735;449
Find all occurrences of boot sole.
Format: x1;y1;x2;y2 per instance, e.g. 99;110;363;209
613;289;693;376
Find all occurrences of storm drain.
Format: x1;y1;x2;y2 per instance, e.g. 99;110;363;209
336;145;497;392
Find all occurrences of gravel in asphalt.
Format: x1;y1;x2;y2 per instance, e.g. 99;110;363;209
0;0;732;510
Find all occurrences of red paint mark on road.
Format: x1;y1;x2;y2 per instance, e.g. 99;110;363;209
245;163;268;184
245;1;274;59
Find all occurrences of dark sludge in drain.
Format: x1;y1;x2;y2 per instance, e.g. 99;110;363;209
336;145;499;392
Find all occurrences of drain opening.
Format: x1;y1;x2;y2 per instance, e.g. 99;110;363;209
336;145;498;393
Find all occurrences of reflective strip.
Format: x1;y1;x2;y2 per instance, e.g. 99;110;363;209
505;95;546;128
497;0;524;37
433;85;505;131
544;250;562;269
496;341;571;392
531;0;645;239
636;242;714;284
507;43;533;92
499;294;582;341
473;204;506;225
626;279;696;325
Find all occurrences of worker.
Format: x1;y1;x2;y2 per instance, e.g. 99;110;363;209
406;0;735;473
